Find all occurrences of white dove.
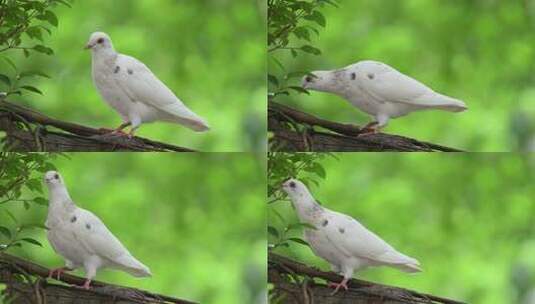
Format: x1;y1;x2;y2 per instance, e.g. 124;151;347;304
302;60;467;134
282;178;421;294
44;171;151;289
85;32;210;137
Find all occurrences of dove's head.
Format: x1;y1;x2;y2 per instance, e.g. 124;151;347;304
282;178;310;201
44;171;64;187
302;69;348;95
85;32;114;52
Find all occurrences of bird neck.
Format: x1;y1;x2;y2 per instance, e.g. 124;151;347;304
290;192;324;222
91;48;118;65
47;185;76;215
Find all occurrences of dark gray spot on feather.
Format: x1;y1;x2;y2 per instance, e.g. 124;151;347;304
127;69;133;75
70;216;76;223
339;227;345;234
114;66;120;74
86;223;91;230
322;219;328;227
350;73;356;80
367;73;375;80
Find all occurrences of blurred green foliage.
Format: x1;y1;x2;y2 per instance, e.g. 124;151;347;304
268;153;535;304
269;0;535;151
0;0;266;152
1;152;266;304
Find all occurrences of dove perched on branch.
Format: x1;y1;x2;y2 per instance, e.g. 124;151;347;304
282;179;421;294
302;60;467;134
86;32;210;137
44;171;151;289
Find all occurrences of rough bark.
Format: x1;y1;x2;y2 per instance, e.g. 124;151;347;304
269;252;466;304
0;252;196;304
0;101;195;152
268;101;463;152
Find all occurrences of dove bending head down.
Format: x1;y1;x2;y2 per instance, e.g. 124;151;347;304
282;178;421;294
44;171;151;289
302;60;467;134
85;32;210;137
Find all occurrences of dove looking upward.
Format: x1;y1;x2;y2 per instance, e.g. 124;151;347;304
86;32;210;137
44;171;151;289
282;179;421;294
302;60;467;134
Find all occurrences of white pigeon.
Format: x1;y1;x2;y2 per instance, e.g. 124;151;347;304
85;32;210;137
282;178;421;294
302;60;467;133
44;170;151;289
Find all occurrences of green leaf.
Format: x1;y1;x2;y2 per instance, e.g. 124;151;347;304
288;86;310;95
268;225;279;238
37;10;58;27
0;226;11;239
19;238;42;247
288;238;310;247
4;210;18;224
19;71;51;79
2;57;17;71
20;85;43;95
33;45;54;55
304;11;326;27
268;74;279;87
33;197;48;206
0;74;11;86
300;45;321;55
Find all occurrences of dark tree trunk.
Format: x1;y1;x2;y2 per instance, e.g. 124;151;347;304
0;253;196;304
269;252;466;304
268;101;463;152
0;101;195;152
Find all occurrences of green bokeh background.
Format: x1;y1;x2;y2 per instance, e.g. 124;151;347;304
269;0;535;151
3;152;266;304
269;153;535;304
1;0;267;152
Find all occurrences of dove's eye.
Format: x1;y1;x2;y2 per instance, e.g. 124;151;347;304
54;174;59;179
350;73;356;80
289;181;296;188
305;76;313;82
97;38;104;44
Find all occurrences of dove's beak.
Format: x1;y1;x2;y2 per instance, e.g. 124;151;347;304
84;43;93;50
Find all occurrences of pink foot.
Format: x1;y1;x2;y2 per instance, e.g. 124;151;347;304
82;279;91;290
74;279;91;290
358;122;379;136
48;267;69;280
328;279;349;295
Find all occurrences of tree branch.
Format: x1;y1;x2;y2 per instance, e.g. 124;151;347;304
0;252;197;304
268;101;463;152
268;252;466;304
0;101;195;152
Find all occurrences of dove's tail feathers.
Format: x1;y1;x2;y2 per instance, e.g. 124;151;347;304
115;254;152;277
379;251;422;273
159;103;210;132
416;92;468;112
394;262;422;273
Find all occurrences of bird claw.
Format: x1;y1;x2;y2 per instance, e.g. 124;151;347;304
48;267;68;281
358;122;380;136
328;280;349;295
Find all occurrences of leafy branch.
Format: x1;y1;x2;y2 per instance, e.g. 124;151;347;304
0;0;71;100
268;0;338;97
0;152;56;252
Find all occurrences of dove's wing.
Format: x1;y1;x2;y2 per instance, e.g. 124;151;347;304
323;210;420;271
358;63;466;111
73;208;151;277
114;54;209;131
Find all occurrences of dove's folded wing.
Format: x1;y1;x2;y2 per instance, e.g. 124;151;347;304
73;209;150;276
323;211;401;263
114;55;209;130
359;67;465;110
